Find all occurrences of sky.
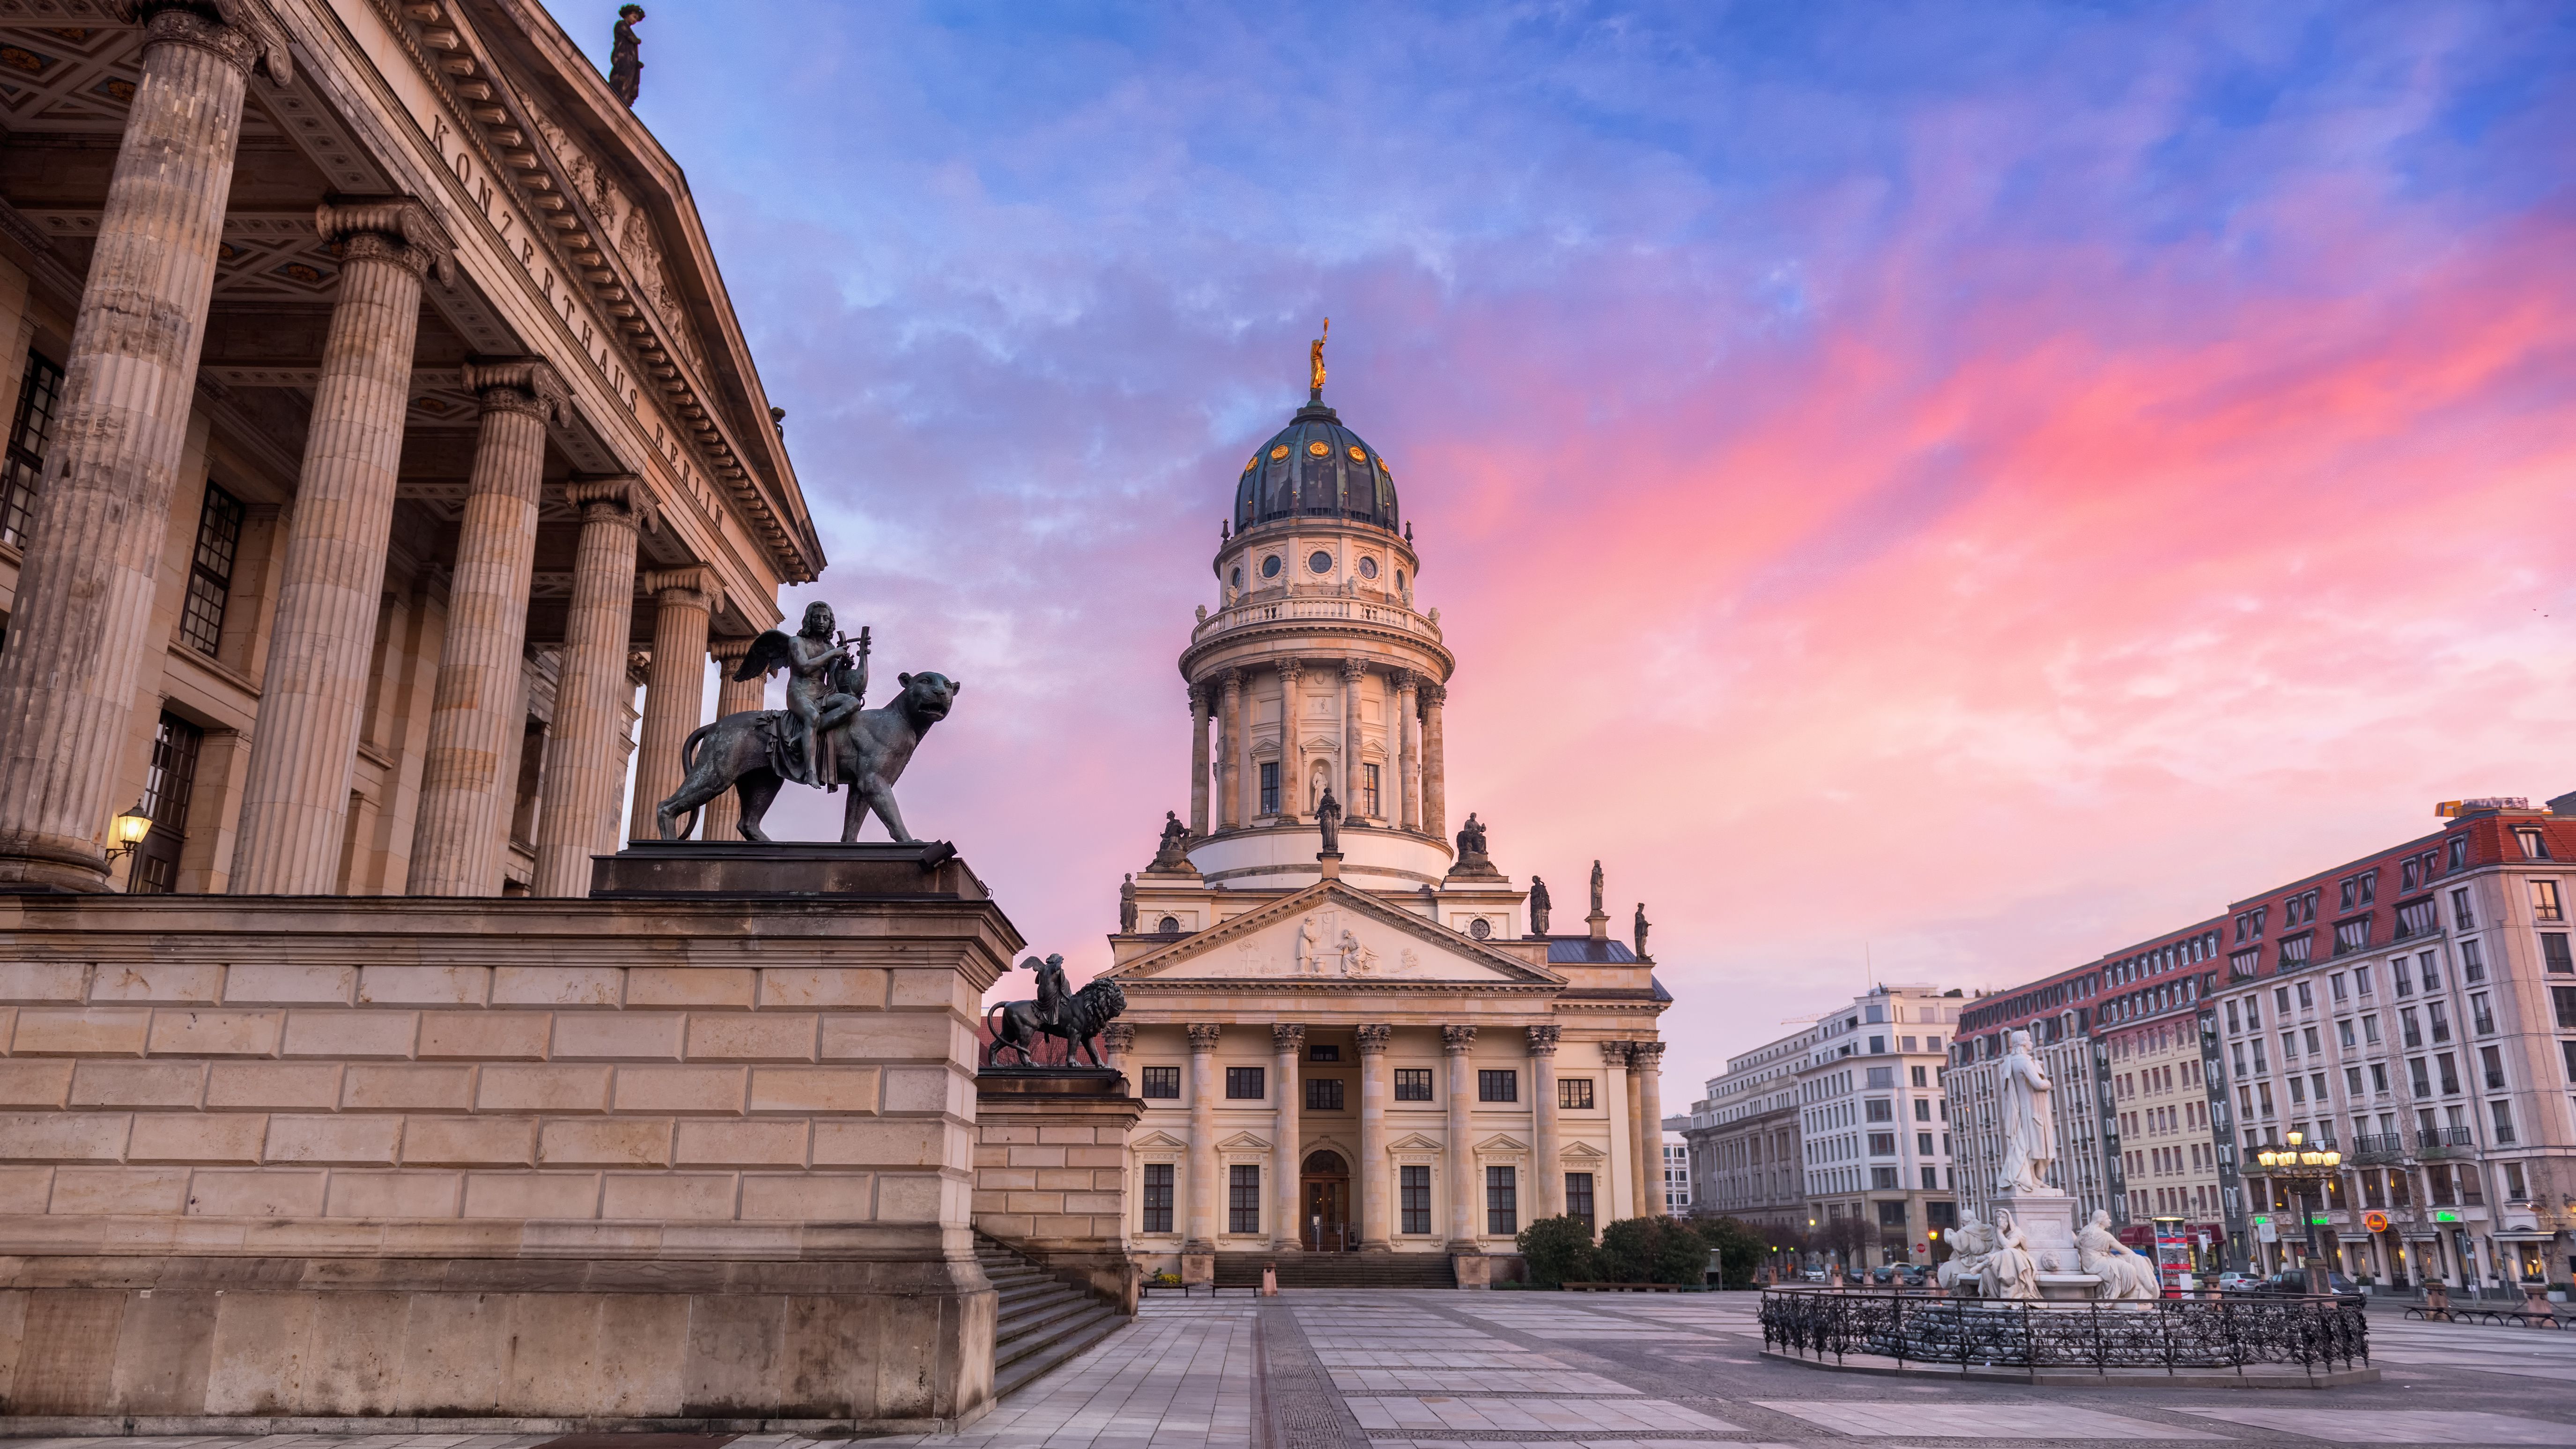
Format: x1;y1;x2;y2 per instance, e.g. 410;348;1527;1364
563;0;2576;1104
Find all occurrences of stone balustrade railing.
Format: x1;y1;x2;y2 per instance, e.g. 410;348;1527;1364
1192;595;1442;646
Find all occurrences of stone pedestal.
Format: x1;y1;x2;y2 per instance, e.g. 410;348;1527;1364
1991;1190;2101;1301
0;846;1019;1431
1451;1252;1492;1288
973;1068;1142;1314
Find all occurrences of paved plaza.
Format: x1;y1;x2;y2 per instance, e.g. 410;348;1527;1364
13;1290;2576;1449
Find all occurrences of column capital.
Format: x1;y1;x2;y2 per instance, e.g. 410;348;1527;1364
1391;668;1419;693
1602;1040;1634;1069
1273;1023;1306;1051
1221;667;1245;692
1187;1023;1222;1052
1442;1024;1477;1054
132;0;294;83
1340;658;1366;683
461;356;569;424
638;566;715;608
315;196;453;281
1631;1039;1666;1066
1189;681;1209;712
1277;658;1303;685
1101;1022;1137;1054
566;474;657;532
1356;1023;1393;1054
709;636;754;664
1419;681;1447;707
1526;1024;1562;1057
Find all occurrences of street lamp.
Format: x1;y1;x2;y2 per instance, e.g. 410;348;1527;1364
103;801;153;884
2253;1128;2343;1294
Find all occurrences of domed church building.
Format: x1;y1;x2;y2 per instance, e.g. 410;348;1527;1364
1093;347;1671;1286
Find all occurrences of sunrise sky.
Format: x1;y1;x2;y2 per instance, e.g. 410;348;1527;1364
564;1;2576;1102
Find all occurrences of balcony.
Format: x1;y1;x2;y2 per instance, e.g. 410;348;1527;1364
1190;593;1444;648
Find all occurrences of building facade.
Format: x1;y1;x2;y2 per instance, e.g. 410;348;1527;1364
1663;1136;1691;1215
0;0;818;900
1673;1026;1811;1234
1096;377;1668;1285
1950;966;2124;1230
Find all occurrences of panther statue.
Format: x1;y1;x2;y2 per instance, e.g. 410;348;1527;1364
656;670;961;843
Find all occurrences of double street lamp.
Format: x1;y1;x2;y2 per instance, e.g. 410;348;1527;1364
2254;1128;2344;1294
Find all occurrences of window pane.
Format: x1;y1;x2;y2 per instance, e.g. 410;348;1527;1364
1485;1165;1517;1236
1226;1066;1266;1099
1140;1066;1179;1099
1229;1164;1261;1234
1478;1069;1516;1102
1143;1162;1174;1233
1400;1164;1431;1234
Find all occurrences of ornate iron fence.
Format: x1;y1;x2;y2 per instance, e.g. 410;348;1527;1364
1759;1288;2368;1376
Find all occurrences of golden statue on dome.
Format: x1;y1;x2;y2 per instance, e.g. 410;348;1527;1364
1310;317;1330;397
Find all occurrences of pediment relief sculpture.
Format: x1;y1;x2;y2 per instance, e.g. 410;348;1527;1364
516;92;710;376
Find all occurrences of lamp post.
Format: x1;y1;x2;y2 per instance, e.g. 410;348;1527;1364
103;801;154;889
2254;1128;2344;1295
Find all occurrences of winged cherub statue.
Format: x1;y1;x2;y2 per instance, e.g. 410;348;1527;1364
737;601;865;789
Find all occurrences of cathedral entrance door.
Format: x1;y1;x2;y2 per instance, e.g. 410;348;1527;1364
1301;1150;1352;1252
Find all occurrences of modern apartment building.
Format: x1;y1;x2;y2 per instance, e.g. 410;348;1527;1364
1799;986;1962;1262
1663;1136;1693;1215
1673;1026;1812;1234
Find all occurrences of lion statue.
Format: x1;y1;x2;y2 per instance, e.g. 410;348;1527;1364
657;670;961;843
987;974;1129;1069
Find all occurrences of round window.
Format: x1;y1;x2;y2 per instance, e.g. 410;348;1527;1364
1309;550;1334;575
1349;445;1367;462
1307;440;1330;457
1357;557;1379;580
1469;918;1492;940
1230;566;1243;589
1158;915;1180;933
1243;457;1257;473
1270;445;1290;460
1261;555;1282;579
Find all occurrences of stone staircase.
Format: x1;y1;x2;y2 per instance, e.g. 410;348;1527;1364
1214;1251;1459;1289
981;1233;1129;1399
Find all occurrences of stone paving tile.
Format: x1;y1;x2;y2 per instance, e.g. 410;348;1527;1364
1344;1397;1737;1434
2171;1409;2576;1444
1325;1369;1634;1395
1751;1400;2226;1439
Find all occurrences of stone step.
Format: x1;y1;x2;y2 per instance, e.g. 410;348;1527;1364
998;1291;1101;1346
993;1302;1122;1399
1214;1252;1458;1289
975;1230;1131;1402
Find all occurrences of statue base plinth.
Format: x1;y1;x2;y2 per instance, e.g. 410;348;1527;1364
590;839;980;899
1445;857;1503;880
1991;1190;2082;1276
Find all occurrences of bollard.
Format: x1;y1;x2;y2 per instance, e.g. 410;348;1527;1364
1261;1262;1279;1297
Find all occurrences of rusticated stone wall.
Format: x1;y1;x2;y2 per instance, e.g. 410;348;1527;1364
0;880;1014;1431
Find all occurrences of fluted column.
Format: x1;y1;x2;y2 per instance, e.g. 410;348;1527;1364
1394;670;1420;832
532;477;649;895
1276;659;1303;821
1188;683;1211;838
627;568;714;840
1273;1023;1304;1251
1529;1024;1562;1221
1100;1022;1136;1082
1444;1024;1478;1250
1185;1023;1220;1255
407;360;565;895
232;199;453;894
696;636;766;843
1600;1041;1633;1215
1340;660;1364;818
1627;1040;1665;1217
0;5;286;890
1220;670;1244;830
1421;681;1448;845
1358;1023;1393;1250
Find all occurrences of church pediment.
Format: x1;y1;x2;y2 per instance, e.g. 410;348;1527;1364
1560;1141;1606;1160
1134;1131;1188;1150
1107;880;1560;987
1388;1133;1444;1152
1477;1134;1529;1153
1218;1131;1270;1152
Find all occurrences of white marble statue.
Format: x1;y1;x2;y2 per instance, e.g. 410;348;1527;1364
1985;1211;2042;1300
1293;915;1321;975
1996;1029;2061;1195
2078;1210;2162;1300
1936;1211;1995;1294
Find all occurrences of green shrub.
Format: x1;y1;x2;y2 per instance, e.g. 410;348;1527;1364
1599;1215;1709;1286
1516;1214;1601;1287
1694;1215;1767;1289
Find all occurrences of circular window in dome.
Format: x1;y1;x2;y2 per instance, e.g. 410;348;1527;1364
1349;446;1367;462
1270;445;1289;460
1309;550;1333;575
1261;555;1282;579
1307;440;1330;457
1469;918;1492;940
1243;457;1256;473
1358;557;1379;580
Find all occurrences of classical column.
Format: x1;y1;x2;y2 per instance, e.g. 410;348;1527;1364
232;199;453;894
1189;682;1211;838
0;4;286;890
1529;1024;1563;1221
1394;670;1420;832
1273;1023;1305;1251
1628;1040;1666;1216
532;478;649;895
1421;681;1448;844
1219;670;1245;830
698;636;766;843
1340;660;1365;818
1275;659;1303;821
1444;1024;1479;1250
1358;1023;1393;1250
407;360;565;895
1601;1041;1634;1215
1100;1022;1137;1083
1185;1023;1221;1265
626;568;714;840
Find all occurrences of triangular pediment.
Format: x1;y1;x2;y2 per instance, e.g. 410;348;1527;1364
1388;1133;1444;1152
1560;1141;1606;1160
1218;1131;1270;1151
1134;1131;1188;1150
1477;1134;1529;1153
1107;880;1562;987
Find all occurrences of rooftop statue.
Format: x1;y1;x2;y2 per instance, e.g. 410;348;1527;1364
1590;858;1605;914
1317;785;1343;854
1310;317;1330;397
654;603;961;843
1455;812;1488;862
1529;876;1551;934
608;5;644;106
1634;902;1651;958
1151;810;1192;870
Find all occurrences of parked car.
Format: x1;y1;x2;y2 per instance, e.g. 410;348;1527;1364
2215;1271;2260;1294
2251;1270;2360;1296
1799;1267;1828;1283
1868;1264;1898;1285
